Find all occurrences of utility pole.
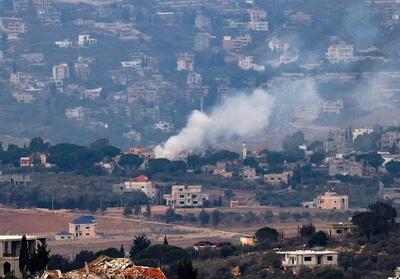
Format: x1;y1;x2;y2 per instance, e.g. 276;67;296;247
51;193;54;212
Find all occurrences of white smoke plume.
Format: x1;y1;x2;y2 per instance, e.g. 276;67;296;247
154;89;275;159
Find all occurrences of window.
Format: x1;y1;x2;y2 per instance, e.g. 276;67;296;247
304;256;312;262
86;227;90;229
193;201;198;204
327;256;333;261
179;201;185;205
85;233;90;236
180;195;185;198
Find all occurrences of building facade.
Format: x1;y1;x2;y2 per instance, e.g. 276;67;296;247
277;250;338;274
113;175;156;199
163;185;209;208
0;235;46;278
68;215;97;239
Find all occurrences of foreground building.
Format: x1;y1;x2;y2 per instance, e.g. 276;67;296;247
40;256;166;279
163;185;209;207
0;235;46;278
277;250;338;274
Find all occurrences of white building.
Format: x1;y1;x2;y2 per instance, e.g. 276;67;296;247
277;250;338;274
68;215;97;239
113;175;156;199
54;40;73;48
238;56;254;70
65;107;84;120
223;35;251;51
326;43;354;63
352;128;374;141
194;33;210;51
0;235;46;278
52;63;69;81
177;53;195;71
248;21;269;31
78;34;97;47
195;14;211;31
302;191;349;211
247;8;267;22
163;185;209;208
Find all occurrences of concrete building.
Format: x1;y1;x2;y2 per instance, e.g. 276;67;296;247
247;21;269;31
65;107;84;120
68;215;97;239
352;128;374;140
238;56;254;70
327;223;355;237
277;250;338;274
323;100;343;113
54;40;72;48
326;43;354;63
163;185;209;208
52;63;69;81
54;231;74;241
264;172;290;185
194;33;210;51
19;157;32;168
247;8;267;22
0;235;46;278
78;34;97;47
187;72;202;87
304;191;349;210
223;35;251;52
239;166;257;180
113;175;156;199
195;14;211;31
176;53;195;71
74;62;91;80
380;131;400;150
0;17;27;39
0;171;31;185
328;156;364;177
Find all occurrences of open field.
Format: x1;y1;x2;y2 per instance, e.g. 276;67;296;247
0;207;335;258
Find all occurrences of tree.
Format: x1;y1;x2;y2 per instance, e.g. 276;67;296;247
123;205;133;216
308;231;328;247
352;211;382;240
368;201;397;223
356;153;383;169
255;227;279;244
224;189;235;200
19;235;30;277
211;210;222;226
119;154;144;169
28;243;50;275
134;204;142;216
163;235;169;245
130;234;151;260
386;160;400;176
176;260;197;279
29;137;47;153
90;138;110;150
165;207;176;223
199;209;210;226
119;245;125;257
145;204;152;218
300;223;316;238
1;33;8;53
135;244;188;267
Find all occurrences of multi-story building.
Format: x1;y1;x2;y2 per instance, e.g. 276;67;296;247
238;56;254;70
302;191;349;210
68;215;97;239
113;175;156;199
328;156;364;177
239;166;257;180
326;43;354;63
52;63;70;81
277;250;338;274
352;128;374;140
0;17;27;39
74;62;91;80
323;100;344;113
0;235;46;278
223;35;251;52
19;157;32;168
177;53;195;71
65;107;84;120
264;172;290;185
247;21;269;31
54;40;73;48
187;72;202;87
380;131;400;150
163;185;209;208
195;14;211;31
78;34;97;47
247;8;267;22
194;33;210;51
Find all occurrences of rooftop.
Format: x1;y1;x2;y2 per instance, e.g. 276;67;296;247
277;250;338;255
0;235;46;241
70;215;96;225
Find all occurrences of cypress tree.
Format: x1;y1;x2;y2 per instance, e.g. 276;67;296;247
19;235;30;277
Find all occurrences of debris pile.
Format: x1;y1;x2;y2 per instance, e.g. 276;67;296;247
40;256;167;279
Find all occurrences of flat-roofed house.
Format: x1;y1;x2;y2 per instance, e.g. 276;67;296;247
68;215;97;239
277;250;338;274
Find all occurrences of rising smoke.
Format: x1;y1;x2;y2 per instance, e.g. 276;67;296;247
154;89;276;159
154;79;322;160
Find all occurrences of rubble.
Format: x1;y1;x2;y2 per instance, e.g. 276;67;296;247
40;256;167;279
